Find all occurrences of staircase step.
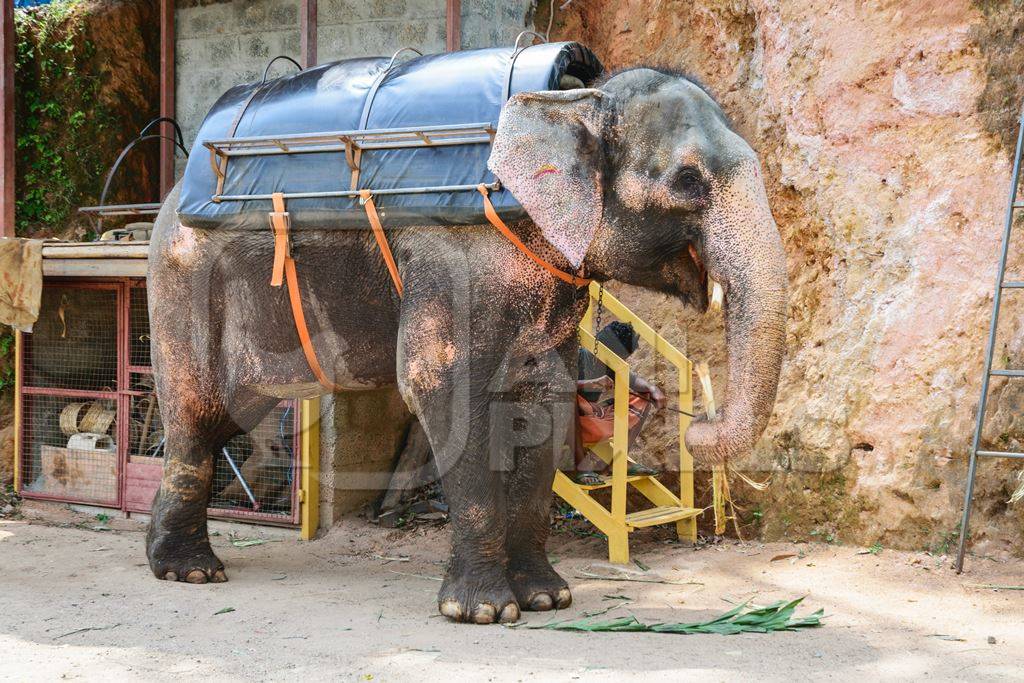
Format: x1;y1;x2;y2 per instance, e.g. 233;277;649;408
625;505;702;529
576;474;653;491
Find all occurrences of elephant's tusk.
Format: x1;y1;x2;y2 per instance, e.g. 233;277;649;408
696;361;716;420
708;279;724;314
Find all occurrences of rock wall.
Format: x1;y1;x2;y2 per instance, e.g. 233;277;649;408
548;0;1024;555
14;0;159;239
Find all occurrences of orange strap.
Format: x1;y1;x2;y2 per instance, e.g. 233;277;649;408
268;186;588;391
269;193;290;287
284;257;341;392
360;190;404;297
477;184;591;288
268;193;341;392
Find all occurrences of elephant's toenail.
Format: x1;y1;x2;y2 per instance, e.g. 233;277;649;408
472;604;496;624
164;571;178;582
529;593;554;611
185;569;208;584
211;569;227;583
555;587;572;609
439;600;463;621
499;603;520;623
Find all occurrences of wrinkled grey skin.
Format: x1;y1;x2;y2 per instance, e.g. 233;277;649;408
145;67;786;625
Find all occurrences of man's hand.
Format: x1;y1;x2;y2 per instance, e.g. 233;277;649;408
578;375;614;393
632;376;667;410
646;384;667;410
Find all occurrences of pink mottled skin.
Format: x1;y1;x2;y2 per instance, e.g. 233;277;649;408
145;67;786;625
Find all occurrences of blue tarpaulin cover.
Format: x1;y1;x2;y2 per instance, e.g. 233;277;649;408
177;42;602;230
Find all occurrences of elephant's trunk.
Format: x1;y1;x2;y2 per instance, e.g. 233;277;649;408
684;160;787;466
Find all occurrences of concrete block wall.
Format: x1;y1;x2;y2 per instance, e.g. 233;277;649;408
317;0;447;63
461;0;533;50
319;388;415;522
175;0;533;150
176;0;302;149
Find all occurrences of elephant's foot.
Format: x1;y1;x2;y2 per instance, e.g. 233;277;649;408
508;558;572;611
147;532;227;584
146;500;226;584
438;563;520;624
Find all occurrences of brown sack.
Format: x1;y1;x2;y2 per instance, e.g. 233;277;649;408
0;238;43;332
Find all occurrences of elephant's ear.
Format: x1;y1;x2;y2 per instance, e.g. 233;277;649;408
488;89;612;269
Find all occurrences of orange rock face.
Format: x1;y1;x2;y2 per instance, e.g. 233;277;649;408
551;0;1024;554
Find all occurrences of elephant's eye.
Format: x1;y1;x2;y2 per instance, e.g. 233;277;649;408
675;166;704;193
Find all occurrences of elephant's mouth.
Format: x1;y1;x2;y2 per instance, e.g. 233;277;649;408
687;243;712;313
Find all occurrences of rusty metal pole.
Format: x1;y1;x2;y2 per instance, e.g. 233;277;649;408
446;0;460;52
159;0;175;199
300;0;317;69
1;0;15;237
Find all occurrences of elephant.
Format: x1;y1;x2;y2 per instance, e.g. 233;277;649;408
145;66;787;625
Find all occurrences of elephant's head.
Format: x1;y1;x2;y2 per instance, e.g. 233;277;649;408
489;67;787;466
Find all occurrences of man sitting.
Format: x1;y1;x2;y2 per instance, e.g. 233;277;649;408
575;321;666;486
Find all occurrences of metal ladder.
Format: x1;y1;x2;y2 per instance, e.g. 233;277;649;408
955;102;1024;573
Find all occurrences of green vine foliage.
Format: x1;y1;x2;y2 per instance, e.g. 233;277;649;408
14;0;114;238
0;330;13;393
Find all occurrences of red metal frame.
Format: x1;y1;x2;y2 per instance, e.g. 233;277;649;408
18;277;301;526
300;0;317;69
446;0;461;52
18;280;124;508
1;0;15;237
159;0;175;198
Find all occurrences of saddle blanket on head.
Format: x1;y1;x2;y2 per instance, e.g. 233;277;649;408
177;42;603;231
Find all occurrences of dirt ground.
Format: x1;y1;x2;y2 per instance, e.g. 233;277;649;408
1;502;1022;681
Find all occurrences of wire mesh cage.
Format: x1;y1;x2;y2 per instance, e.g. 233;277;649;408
212;404;298;517
18;278;302;526
23;285;119;392
19;284;121;505
128;283;151;368
19;393;120;505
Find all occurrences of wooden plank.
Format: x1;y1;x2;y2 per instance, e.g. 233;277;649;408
300;0;317;69
446;0;460;52
40;239;150;248
43;259;148;278
42;244;150;259
159;0;175;198
625;506;701;529
1;0;15;237
40;445;118;503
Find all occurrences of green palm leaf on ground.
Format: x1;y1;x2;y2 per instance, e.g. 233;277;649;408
526;598;824;635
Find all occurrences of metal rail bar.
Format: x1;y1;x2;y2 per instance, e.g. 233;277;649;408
955;102;1024;574
976;450;1024;460
213;181;500;203
222;447;260;511
213;135;493;158
989;369;1024;377
79;203;162;216
204;121;494;150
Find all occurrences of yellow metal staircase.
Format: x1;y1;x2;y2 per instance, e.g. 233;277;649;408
553;282;712;564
